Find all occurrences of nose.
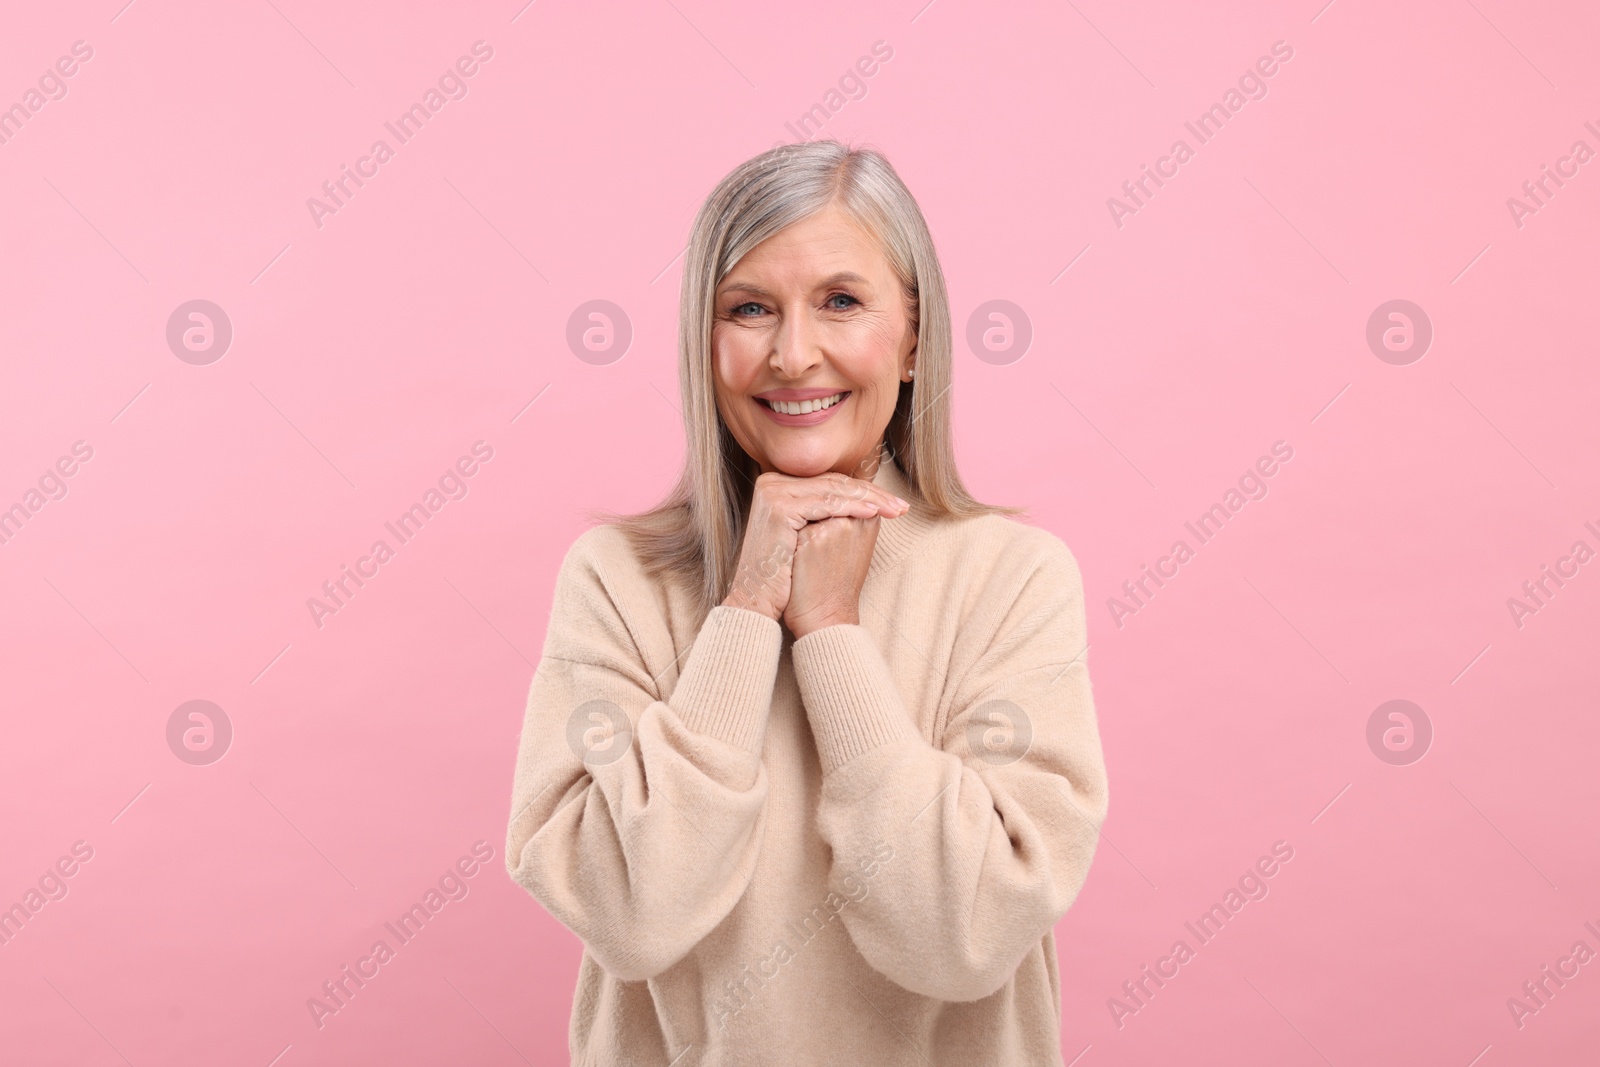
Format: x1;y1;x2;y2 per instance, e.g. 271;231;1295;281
770;304;823;378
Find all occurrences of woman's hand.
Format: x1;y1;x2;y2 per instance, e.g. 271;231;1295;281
784;514;882;639
722;469;907;625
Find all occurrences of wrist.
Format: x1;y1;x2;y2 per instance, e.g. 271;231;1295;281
789;610;859;641
721;592;781;622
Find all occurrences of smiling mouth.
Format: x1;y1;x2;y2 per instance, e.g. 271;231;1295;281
757;391;850;415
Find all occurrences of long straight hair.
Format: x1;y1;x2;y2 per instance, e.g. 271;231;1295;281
591;139;1023;619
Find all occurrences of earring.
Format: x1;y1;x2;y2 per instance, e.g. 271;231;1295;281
907;367;915;380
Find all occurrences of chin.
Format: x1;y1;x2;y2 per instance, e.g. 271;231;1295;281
769;457;834;478
765;446;845;478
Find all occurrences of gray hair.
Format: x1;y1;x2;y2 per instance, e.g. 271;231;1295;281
594;139;1021;618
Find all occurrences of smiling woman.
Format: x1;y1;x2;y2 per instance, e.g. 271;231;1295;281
504;139;1110;1066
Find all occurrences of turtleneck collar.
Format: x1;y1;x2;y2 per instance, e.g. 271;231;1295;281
865;451;937;583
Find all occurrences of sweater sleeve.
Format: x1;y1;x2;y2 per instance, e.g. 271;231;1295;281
790;531;1109;1003
505;530;784;982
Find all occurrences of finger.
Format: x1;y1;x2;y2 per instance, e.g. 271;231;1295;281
794;478;907;520
761;469;906;512
849;482;908;514
788;495;873;525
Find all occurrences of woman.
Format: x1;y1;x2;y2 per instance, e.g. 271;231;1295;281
506;139;1109;1066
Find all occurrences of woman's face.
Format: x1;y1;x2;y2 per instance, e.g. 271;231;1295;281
711;204;916;480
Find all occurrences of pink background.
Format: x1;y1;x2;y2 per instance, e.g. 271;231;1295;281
2;0;1597;1064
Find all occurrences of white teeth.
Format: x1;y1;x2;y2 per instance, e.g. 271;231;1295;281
768;392;845;415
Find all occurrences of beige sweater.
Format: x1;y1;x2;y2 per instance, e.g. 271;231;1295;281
505;456;1109;1066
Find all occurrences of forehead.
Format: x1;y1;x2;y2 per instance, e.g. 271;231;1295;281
720;206;892;286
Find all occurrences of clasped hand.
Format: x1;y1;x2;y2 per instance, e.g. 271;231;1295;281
722;468;909;640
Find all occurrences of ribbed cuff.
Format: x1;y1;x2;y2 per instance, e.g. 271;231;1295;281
791;624;920;774
669;605;783;755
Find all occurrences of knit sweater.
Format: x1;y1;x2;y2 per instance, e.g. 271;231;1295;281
505;456;1109;1066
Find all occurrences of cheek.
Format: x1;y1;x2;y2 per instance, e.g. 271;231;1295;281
829;320;904;389
712;328;759;389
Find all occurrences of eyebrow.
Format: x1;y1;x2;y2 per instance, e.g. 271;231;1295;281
718;271;871;298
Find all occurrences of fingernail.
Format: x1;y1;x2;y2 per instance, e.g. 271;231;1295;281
894;497;909;507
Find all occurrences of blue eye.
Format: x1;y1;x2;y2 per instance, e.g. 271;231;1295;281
732;302;764;317
827;293;859;310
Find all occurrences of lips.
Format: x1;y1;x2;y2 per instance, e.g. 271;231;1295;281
754;390;850;426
